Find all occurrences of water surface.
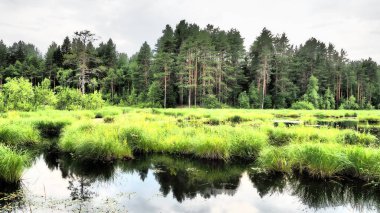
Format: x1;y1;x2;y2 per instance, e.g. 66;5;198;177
1;154;379;212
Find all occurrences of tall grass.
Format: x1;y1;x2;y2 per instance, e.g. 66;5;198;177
59;122;132;161
0;145;28;183
259;143;380;180
0;122;40;147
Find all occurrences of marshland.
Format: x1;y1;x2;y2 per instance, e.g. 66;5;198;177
2;1;380;211
1;107;380;212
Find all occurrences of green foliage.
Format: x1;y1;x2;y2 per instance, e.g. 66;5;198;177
248;83;260;108
291;101;315;110
147;81;163;107
3;78;34;111
56;87;83;110
238;91;250;108
34;78;57;108
83;91;105;110
56;87;104;110
339;96;360;110
303;75;320;108
1;21;380;108
202;95;222;109
322;88;335;109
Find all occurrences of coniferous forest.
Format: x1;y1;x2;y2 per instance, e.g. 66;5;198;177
0;20;379;110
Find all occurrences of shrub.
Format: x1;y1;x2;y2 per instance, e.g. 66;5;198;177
34;78;57;108
83;91;104;109
339;96;360;110
55;87;83;110
3;78;34;111
238;91;250;109
202;95;222;109
204;118;220;126
104;116;115;123
227;115;245;124
291;101;315;110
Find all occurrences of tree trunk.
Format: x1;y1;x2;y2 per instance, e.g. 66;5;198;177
194;56;198;106
164;65;167;108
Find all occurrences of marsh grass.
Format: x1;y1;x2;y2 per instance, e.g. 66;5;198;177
0;145;28;183
0;107;379;181
0;122;40;147
59;122;132;161
33;119;71;137
259;143;380;180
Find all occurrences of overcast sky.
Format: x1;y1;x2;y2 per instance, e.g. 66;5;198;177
1;0;379;61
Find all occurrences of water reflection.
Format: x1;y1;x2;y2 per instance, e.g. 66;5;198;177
1;154;380;212
249;171;380;212
120;155;244;202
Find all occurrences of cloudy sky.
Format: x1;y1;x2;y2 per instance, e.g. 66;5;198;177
1;0;379;61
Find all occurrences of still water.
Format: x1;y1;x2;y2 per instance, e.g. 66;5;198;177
1;153;380;212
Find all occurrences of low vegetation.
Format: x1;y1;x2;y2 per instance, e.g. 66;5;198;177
0;107;379;184
0;145;28;183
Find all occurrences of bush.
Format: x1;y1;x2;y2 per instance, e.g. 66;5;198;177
104;116;115;123
202;95;222;109
56;88;104;110
238;91;250;108
83;91;105;109
291;101;315;110
3;78;34;111
339;96;360;110
227;115;245;124
34;78;57;108
56;87;83;110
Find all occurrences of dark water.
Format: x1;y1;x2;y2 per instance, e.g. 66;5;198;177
1;154;380;212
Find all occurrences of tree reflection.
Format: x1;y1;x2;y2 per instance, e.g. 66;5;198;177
58;156;117;201
120;154;245;202
249;170;380;211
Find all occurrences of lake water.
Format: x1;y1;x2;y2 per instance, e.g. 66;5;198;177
1;153;379;212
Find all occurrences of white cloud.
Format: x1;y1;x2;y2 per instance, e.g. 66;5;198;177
0;0;379;61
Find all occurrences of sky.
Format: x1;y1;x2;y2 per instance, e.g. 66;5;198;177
0;0;379;62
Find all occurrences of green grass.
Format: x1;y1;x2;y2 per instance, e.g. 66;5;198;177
59;122;132;161
33;119;72;137
0;106;379;182
259;143;380;180
0;122;41;147
0;145;28;183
